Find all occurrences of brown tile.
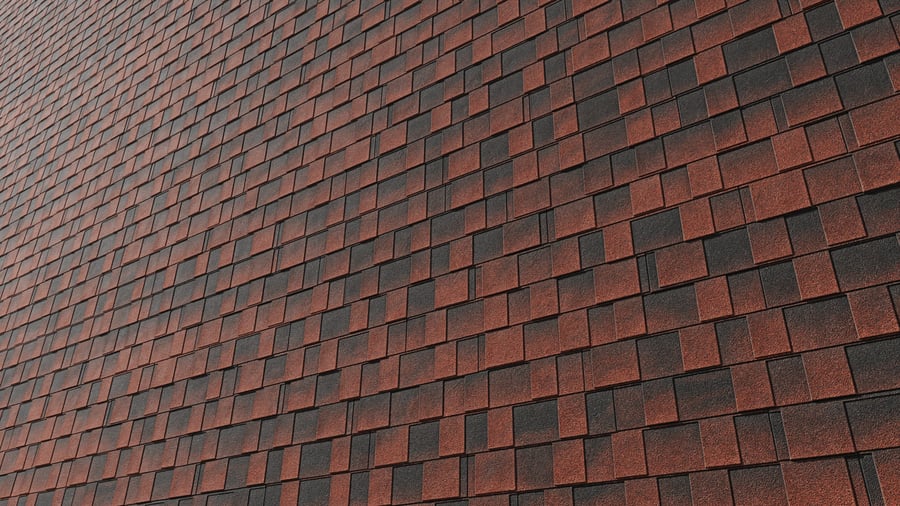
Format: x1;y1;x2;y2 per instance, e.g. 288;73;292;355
781;401;855;458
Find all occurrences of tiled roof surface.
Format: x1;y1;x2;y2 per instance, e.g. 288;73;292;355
0;0;897;504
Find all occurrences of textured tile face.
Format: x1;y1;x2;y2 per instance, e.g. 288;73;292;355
0;0;897;504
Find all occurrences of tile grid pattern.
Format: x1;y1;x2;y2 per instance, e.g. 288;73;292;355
0;0;898;504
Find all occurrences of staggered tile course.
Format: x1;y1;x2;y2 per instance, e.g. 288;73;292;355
0;0;898;504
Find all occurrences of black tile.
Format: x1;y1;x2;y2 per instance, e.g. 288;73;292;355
723;27;779;73
489;71;523;105
481;133;509;167
783;296;856;350
613;385;645;429
408;421;440;461
846;337;900;393
420;82;445;111
710;189;747;230
705;228;754;276
644;285;700;332
759;262;801;307
658;474;693;504
821;34;859;74
263;355;286;384
644;69;672;104
712;109;748;148
263;271;289;300
835;61;893;109
298;478;330;504
408;281;435;316
831;237;900;291
594;185;633;227
151;469;172;501
367;296;386;327
716;318;753;366
235;333;260;363
583;119;628;159
857;186;900;237
502;40;536;74
573;62;615;101
768;355;810;405
858;453;886;506
679;89;709;125
321;306;351;340
622;0;657;17
485;161;513;195
735;59;792;105
349;472;369;505
674;368;736;419
407;113;431;142
579;230;606;267
473;227;504;264
586;389;616;435
447;301;484;339
349;434;372;470
529;86;552;117
544;52;568;83
516;491;546;506
769;412;790;460
533;114;556;147
35;492;55;506
637;139;667;175
431;209;466;245
452;94;470;120
545;0;568;26
350;241;374;271
266;450;283;483
513;399;559;445
805;2;843;41
465;412;487;453
577;90;620;129
631;208;683;254
645;252;660;292
574;483;626;504
846;394;900;451
668;59;698;95
431;243;450;276
516;445;554;489
786;209;827;255
560;19;581;51
734;413;777;462
225;455;250;489
392;464;423;504
473;7;499;37
637;332;684;379
299;440;332;478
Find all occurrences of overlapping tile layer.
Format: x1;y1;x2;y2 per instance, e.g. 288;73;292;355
0;0;898;504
